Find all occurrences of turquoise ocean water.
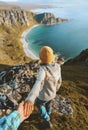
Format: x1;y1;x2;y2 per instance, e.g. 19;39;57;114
26;0;88;59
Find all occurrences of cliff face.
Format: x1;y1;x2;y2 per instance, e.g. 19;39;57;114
0;8;36;65
34;13;68;25
0;9;33;26
0;8;69;66
66;49;88;65
0;9;69;26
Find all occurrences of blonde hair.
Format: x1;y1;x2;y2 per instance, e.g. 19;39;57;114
39;46;54;64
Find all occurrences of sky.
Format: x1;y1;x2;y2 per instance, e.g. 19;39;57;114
1;0;18;1
0;0;61;2
1;0;44;1
0;0;88;6
0;0;64;4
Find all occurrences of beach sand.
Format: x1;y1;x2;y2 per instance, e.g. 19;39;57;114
20;25;39;60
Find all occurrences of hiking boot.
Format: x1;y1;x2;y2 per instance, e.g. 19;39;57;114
44;120;53;129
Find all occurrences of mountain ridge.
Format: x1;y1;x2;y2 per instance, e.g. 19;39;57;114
66;49;88;65
0;8;69;26
0;7;69;67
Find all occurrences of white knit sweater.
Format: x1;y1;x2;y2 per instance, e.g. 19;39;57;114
25;63;62;103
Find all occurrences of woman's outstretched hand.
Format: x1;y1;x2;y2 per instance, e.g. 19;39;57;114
17;101;34;122
24;101;34;117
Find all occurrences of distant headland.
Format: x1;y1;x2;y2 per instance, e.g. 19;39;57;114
0;6;69;67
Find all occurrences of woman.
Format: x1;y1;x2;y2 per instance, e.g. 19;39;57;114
24;46;62;128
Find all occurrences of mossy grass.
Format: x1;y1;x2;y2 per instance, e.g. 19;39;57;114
18;65;88;130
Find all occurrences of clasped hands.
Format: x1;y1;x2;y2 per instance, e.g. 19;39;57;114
17;100;34;122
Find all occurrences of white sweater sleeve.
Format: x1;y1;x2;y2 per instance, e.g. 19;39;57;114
56;65;62;91
25;67;46;103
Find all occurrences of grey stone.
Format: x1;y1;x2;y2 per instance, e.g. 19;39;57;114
52;95;73;115
0;60;73;117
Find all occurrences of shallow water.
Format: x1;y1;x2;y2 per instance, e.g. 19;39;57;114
26;0;88;59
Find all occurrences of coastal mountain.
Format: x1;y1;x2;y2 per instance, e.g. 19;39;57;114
0;8;31;26
0;7;36;66
0;9;68;26
66;49;88;65
34;12;68;25
0;7;69;67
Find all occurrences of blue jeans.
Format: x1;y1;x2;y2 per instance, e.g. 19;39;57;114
36;98;52;121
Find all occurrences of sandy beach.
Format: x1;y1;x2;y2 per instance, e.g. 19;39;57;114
20;25;39;59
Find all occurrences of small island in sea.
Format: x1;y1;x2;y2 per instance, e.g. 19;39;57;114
0;2;88;130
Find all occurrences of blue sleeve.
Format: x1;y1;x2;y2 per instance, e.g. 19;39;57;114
0;110;22;130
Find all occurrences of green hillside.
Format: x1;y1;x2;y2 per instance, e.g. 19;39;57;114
0;8;37;69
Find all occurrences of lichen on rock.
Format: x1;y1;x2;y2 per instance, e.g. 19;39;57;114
0;60;73;117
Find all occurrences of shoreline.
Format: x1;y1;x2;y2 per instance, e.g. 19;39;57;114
20;25;39;60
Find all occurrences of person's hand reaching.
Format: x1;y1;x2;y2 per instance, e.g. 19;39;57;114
17;101;34;122
24;101;34;117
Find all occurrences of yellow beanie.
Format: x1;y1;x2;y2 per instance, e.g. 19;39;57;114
39;46;54;64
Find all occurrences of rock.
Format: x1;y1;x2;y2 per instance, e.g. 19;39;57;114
0;60;73;117
0;84;12;94
6;109;12;115
0;71;7;80
34;13;69;25
0;60;40;117
52;95;73;115
0;8;69;26
0;8;31;26
66;49;88;65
